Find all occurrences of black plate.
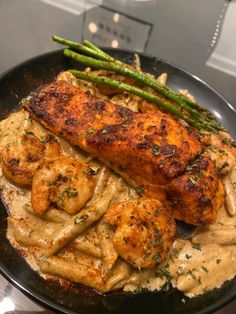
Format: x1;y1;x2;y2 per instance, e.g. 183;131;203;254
0;49;236;314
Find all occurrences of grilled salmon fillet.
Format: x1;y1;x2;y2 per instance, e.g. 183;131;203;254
166;156;224;225
24;80;222;225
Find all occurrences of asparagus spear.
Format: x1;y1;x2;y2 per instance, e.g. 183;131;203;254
83;40;118;63
56;38;207;115
64;49;201;119
69;69;214;131
52;35;111;61
52;36;223;131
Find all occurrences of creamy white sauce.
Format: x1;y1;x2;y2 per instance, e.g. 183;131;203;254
1;78;236;297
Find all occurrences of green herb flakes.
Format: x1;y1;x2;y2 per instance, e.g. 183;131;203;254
189;177;196;185
202;266;208;273
152;253;161;262
152;145;160;156
135;186;144;195
133;286;142;294
28;230;34;238
74;215;89;224
192;243;201;251
86;128;95;136
61;188;78;198
154;271;164;279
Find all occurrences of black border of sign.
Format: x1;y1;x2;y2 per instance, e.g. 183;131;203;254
81;4;153;52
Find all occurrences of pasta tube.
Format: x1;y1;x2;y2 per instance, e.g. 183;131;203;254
44;175;119;257
223;176;236;216
37;256;130;293
97;220;118;275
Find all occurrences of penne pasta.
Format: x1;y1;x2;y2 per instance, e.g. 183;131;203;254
58;248;101;269
43;207;72;223
73;227;102;258
106;260;131;291
157;73;167;85
222;176;236;216
8;217;51;248
43;175;119;257
37;256;105;291
97;220;118;275
37;256;130;293
73;238;102;258
2;66;236;298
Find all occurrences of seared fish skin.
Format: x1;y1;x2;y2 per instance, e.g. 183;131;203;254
24;81;201;184
167;156;224;225
24;80;222;225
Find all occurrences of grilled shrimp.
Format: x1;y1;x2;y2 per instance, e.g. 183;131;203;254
1;132;60;186
31;156;95;215
104;199;176;269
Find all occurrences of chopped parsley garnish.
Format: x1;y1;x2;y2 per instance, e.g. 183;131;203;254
86;128;95;136
135;186;144;195
61;188;78;198
40;136;47;144
163;282;170;292
152;253;161;262
189;177;196;185
216;259;222;264
154;271;164;279
28;230;34;238
219;149;226;154
186;269;197;281
202;266;209;273
192;243;201;251
185;254;192;260
220;162;229;171
74;215;89;224
177;266;184;275
155;267;172;285
151;239;158;247
208;146;217;153
133;286;142;294
152;145;161;156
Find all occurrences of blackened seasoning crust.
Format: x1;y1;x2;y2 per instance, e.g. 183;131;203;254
24;80;222;225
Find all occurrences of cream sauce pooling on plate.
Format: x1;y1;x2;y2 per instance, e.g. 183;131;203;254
1;98;236;297
124;203;236;297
